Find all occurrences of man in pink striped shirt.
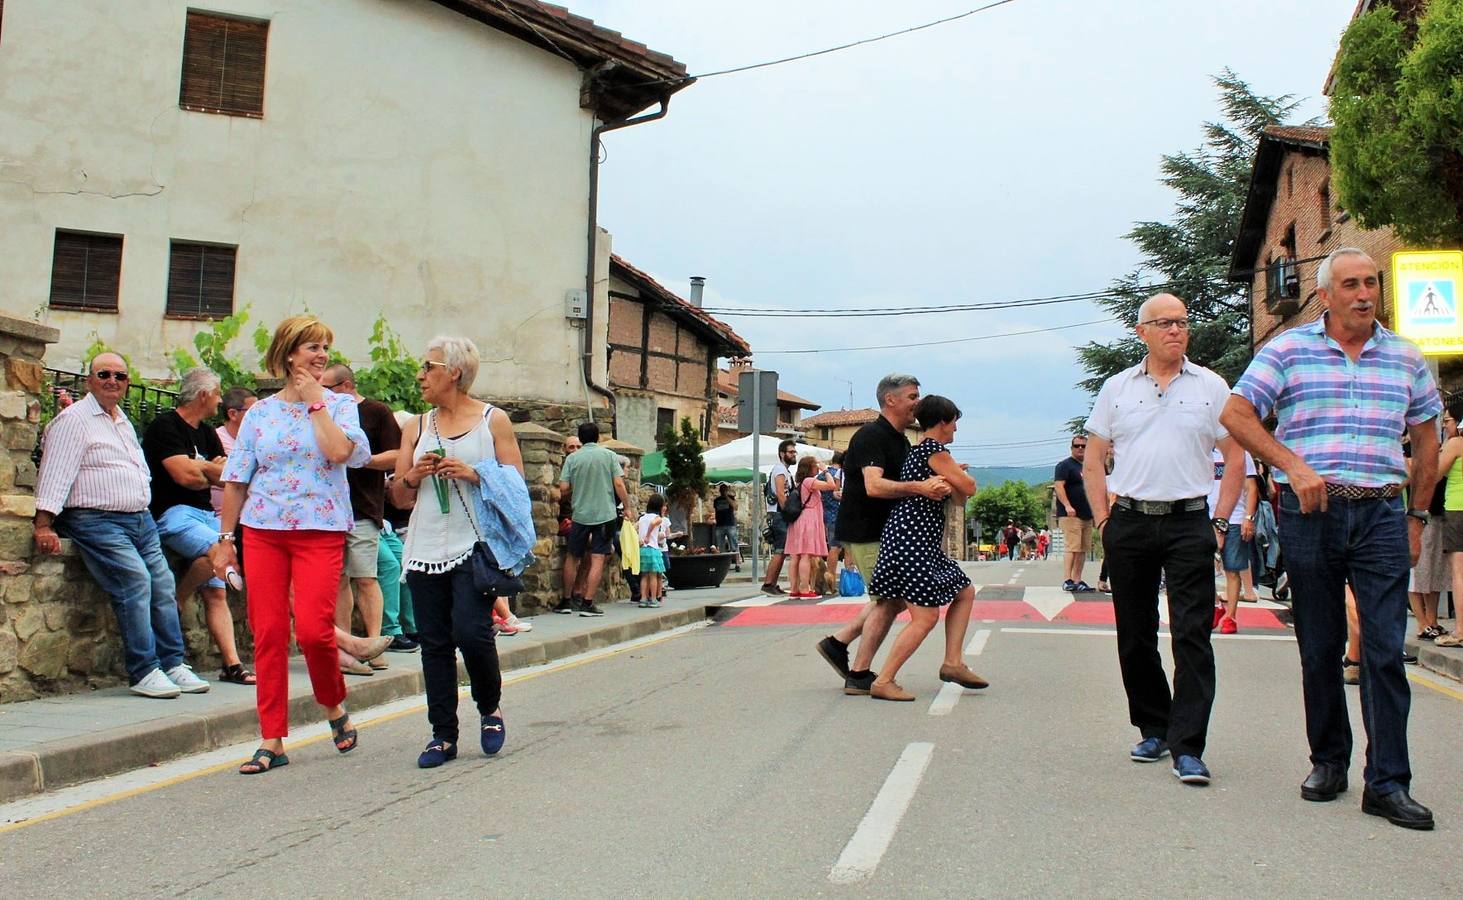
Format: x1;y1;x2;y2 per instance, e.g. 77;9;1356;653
33;353;209;699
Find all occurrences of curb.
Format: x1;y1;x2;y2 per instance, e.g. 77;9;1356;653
0;604;718;806
1405;635;1463;684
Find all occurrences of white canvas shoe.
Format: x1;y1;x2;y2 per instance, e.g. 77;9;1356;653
131;668;182;699
506;615;533;633
165;664;211;694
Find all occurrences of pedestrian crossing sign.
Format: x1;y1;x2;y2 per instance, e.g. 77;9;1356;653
1394;250;1463;355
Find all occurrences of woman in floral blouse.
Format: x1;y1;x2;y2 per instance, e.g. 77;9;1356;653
212;316;371;775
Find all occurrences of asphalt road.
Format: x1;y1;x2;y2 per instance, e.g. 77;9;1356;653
2;558;1460;898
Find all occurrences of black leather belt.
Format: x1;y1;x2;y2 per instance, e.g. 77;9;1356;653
1113;496;1208;515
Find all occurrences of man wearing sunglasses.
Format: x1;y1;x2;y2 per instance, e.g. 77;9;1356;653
1083;295;1244;789
1053;437;1094;591
34;353;207;699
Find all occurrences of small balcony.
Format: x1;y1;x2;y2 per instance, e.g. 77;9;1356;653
1264;259;1301;317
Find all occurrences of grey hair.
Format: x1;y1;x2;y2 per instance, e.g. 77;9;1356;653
177;367;221;405
1135;293;1184;325
425;335;480;392
875;374;920;407
1316;247;1373;292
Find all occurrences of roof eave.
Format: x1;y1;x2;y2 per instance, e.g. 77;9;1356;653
1227;133;1330;281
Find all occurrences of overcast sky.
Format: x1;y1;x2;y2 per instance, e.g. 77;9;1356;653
575;0;1348;466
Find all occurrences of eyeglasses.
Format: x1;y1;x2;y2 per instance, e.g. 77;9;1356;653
1072;444;1087;450
93;370;129;382
420;360;449;373
1139;317;1190;331
322;382;345;390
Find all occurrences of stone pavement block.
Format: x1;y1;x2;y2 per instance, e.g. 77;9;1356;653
0;751;40;801
1406;635;1463;683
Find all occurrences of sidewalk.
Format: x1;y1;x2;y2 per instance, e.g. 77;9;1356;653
0;578;763;804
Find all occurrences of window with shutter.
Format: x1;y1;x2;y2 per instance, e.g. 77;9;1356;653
49;232;123;313
166;241;237;319
179;11;269;118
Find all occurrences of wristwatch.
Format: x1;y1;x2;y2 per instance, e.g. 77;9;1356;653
307;400;327;415
1211;517;1230;534
1406;509;1431;524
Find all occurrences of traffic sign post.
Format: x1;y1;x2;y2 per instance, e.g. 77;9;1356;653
1393;250;1463;355
737;369;778;581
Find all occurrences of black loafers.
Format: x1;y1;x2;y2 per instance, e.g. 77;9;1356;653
1361;787;1435;830
1300;763;1348;802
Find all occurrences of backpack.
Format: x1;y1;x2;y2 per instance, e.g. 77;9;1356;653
768;468;802;522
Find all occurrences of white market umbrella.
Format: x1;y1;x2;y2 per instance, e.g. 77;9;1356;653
701;434;833;475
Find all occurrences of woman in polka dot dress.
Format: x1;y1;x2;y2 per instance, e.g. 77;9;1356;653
868;395;988;701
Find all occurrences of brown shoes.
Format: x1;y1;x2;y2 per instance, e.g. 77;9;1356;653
938;663;989;690
870;680;916;702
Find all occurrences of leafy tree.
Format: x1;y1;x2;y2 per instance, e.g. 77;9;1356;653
354;314;428;413
1072;71;1304;424
169;306;257;389
1330;0;1463;247
661;417;707;537
967;480;1047;534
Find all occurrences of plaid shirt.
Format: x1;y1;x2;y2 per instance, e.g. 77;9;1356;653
1232;316;1441;488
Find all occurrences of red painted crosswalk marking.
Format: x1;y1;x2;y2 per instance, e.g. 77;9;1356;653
720;597;1288;631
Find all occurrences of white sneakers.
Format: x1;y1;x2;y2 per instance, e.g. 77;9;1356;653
506;615;533;633
131;668;182;699
165;664;211;694
131;665;210;698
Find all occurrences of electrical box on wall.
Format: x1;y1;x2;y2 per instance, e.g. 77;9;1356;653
565;289;588;320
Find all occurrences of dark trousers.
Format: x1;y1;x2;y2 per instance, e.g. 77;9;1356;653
1278;490;1412;795
407;565;502;744
1104;505;1217;759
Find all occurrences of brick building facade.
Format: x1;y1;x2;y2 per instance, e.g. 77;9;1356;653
606;256;750;452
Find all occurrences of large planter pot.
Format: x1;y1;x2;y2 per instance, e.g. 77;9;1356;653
665;552;736;590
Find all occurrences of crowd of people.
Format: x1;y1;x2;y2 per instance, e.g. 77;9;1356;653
25;248;1457;830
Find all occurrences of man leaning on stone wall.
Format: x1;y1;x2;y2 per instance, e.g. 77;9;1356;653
31;353;209;699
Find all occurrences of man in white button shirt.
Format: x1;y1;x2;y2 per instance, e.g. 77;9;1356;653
1082;294;1244;787
32;354;208;699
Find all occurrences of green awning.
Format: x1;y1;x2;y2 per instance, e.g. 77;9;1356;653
641;451;667;482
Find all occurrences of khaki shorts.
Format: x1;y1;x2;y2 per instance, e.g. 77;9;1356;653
1059;516;1093;554
843;541;881;598
344;518;382;579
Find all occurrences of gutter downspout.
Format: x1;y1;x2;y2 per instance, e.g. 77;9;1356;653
581;94;677;423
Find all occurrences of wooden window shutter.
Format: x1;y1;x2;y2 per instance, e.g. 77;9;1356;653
179;11;269;117
48;232;123;312
166;242;237;319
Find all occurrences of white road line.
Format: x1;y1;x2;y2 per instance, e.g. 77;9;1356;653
965;628;991;656
723;593;787;607
998;626;1295;641
828;742;935;885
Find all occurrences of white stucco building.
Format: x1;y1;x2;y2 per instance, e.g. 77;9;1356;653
0;0;689;409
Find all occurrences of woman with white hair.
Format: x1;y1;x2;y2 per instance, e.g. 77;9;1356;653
390;336;525;767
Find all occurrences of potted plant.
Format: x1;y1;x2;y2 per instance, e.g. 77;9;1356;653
661;417;734;588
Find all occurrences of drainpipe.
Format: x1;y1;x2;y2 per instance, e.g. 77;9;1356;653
582;94;677;422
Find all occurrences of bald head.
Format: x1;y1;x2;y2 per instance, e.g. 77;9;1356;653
89;352;125;375
1136;293;1185;326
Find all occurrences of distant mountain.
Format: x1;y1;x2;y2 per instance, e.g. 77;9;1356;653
968;465;1054;488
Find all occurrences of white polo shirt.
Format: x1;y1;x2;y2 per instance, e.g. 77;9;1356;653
1085;357;1231;502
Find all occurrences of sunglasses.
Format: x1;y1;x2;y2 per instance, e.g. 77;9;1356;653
94;370;129;382
1072;444;1087;449
420;360;449;373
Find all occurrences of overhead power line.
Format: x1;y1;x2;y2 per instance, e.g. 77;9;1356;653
639;0;1022;85
755;317;1119;355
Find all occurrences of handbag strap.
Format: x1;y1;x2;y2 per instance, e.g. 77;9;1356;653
431;407;489;547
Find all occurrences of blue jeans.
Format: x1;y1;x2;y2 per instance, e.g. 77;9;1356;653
55;508;185;684
154;504;225;589
1278;489;1412;795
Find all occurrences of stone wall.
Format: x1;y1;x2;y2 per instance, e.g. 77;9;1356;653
0;313;250;703
508;423;644;615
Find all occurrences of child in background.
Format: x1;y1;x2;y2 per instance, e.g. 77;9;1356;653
638;494;670;608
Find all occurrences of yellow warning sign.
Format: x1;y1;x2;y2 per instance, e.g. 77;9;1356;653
1394;250;1463;355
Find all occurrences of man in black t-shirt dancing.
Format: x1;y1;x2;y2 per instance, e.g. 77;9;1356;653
814;374;952;695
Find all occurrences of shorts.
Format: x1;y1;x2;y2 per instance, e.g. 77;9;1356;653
1059;516;1093;554
1443;510;1463;555
567;520;617;557
765;511;788;553
1411;517;1450;593
344;518;383;579
1220;531;1251;572
843;541;881;599
154;504;225;590
639;546;666;574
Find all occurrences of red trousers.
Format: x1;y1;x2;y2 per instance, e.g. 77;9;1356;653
245;528;347;739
